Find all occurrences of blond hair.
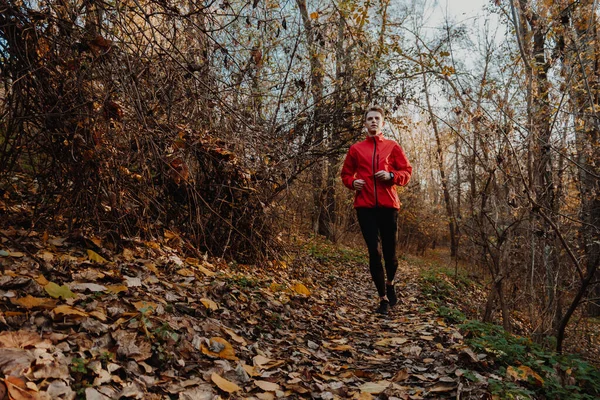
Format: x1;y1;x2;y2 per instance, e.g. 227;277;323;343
364;106;385;121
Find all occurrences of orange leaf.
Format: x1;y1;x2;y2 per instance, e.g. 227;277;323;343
4;376;40;400
211;373;241;393
106;285;128;294
10;295;57;309
53;305;89;317
201;337;238;360
507;365;544;386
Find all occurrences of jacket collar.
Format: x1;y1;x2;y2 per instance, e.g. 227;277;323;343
366;133;385;142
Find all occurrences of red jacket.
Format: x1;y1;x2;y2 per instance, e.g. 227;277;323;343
341;134;412;209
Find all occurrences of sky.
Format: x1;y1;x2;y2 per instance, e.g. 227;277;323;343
432;0;490;22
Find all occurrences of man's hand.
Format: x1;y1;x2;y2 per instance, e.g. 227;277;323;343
375;170;393;181
353;179;366;190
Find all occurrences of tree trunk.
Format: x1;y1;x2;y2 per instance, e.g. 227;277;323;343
421;63;458;257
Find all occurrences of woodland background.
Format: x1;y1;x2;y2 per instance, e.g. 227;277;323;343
0;0;598;359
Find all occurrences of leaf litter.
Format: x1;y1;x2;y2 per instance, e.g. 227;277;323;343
0;230;495;399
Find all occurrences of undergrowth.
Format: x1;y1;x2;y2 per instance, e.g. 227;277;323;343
414;253;600;399
461;320;600;399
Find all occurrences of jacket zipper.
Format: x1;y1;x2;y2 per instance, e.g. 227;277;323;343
372;138;378;207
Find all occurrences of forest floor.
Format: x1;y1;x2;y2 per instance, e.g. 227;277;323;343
0;230;598;399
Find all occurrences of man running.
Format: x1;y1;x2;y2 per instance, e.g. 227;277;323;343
341;106;413;315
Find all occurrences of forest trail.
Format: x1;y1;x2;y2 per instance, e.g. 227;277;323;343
0;234;488;399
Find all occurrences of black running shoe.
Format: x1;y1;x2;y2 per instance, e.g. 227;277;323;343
387;284;398;307
376;300;390;315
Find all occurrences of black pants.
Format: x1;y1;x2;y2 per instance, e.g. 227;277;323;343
356;207;398;298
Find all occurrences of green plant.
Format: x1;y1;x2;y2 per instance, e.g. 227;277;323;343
438;306;466;324
70;357;88;374
460;320;600;399
153;322;179;342
419;270;454;301
226;274;259;288
488;379;535;399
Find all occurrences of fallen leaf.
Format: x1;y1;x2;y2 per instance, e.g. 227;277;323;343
375;337;408;346
254;380;280;391
0;348;35;376
105;285;128;294
123;276;142;287
292;283;311;296
4;375;40;399
44;282;76;299
196;265;215;277
256;393;275;400
507;365;544;386
53;305;89;317
10;295;57;309
242;364;258;377
211;373;241;393
87;249;108;264
200;298;218;311
70;282;107;292
428;383;457;392
87;249;108;263
392;368;409;382
35;275;49;286
132;301;158;314
222;327;247;346
177;268;195;277
330;344;353;351
252;355;272;367
201;337;238;360
359;381;390;394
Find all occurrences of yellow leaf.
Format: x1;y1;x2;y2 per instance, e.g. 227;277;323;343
196;265;215;277
53;305;89;317
87;249;108;263
310;11;319;19
269;282;286;292
106;285;128;294
10;295;57;309
35;275;49;286
44;282;76;299
201;337;238;360
222;327;247;345
211;373;241;393
200;298;218;311
89;310;107;321
8;251;25;257
177;268;195;277
255;380;280;391
133;301;158;314
39;251;54;261
293;283;311;296
507;365;544;386
330;344;353;351
375;337;407;346
122;248;134;261
243;364;258;376
164;229;178;239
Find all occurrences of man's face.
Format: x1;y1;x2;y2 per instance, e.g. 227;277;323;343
364;111;384;136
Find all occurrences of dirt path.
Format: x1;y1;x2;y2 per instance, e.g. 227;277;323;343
226;259;480;399
0;236;486;399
